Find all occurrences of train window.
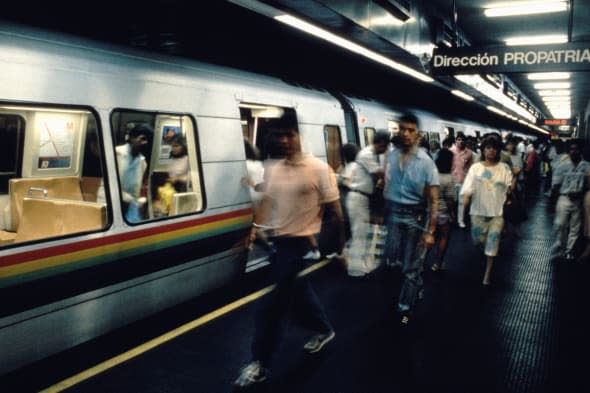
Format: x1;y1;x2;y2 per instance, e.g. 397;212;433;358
363;127;375;147
444;127;455;140
111;110;203;222
323;125;343;171
419;131;429;143
0;104;108;248
0;114;24;194
388;120;399;135
239;103;298;161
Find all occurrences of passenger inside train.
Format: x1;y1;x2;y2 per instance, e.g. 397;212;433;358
115;123;152;222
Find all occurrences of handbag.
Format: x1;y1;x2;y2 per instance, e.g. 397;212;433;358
503;192;525;224
365;223;387;270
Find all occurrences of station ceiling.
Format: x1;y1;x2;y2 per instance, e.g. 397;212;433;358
430;0;590;133
2;0;590;136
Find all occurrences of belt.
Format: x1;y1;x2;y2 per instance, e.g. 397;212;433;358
350;189;372;198
387;201;426;213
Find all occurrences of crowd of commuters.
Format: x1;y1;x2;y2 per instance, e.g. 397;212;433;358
235;112;590;388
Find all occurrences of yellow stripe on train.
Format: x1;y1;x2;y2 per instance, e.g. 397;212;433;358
0;215;251;280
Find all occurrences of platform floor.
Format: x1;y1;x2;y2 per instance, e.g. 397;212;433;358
4;190;590;393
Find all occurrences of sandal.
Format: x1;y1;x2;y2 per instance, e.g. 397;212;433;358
431;263;441;272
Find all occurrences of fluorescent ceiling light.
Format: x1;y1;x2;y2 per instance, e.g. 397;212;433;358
533;82;571;89
484;1;567;17
239;103;273;109
551;112;571;118
527;72;570;80
487;106;508;116
457;74;536;121
274;14;434;83
441;39;452;47
451;89;475;101
538;89;570;96
361;14;406;28
505;34;568;46
546;102;570;107
542;96;571;102
0;106;89;114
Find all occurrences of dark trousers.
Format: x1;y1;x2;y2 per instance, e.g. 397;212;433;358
252;237;333;366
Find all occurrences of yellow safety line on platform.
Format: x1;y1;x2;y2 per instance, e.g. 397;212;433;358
40;259;332;393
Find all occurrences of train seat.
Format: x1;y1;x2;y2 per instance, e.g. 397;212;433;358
171;192;201;215
80;176;103;202
14;197;106;243
5;176;84;232
0;229;16;245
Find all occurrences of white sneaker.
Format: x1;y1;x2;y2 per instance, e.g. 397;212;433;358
303;331;335;353
303;250;321;260
458;222;466;228
325;252;340;259
234;361;268;387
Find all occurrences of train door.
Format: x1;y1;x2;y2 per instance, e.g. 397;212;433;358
0;104;109;247
363;127;376;148
239;103;298;161
110;110;203;222
444;126;455;141
388;120;399;136
323;125;343;172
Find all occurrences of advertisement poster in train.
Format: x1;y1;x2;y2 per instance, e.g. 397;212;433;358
37;115;76;169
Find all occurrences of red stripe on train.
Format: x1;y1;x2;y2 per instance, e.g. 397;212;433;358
0;208;252;267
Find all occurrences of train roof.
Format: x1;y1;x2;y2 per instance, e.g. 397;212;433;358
0;22;339;108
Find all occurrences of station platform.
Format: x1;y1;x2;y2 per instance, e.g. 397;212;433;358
4;190;590;393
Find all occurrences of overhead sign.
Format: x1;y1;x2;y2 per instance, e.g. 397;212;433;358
537;118;575;126
431;42;590;74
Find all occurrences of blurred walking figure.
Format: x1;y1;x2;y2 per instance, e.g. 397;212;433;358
450;132;474;228
235;124;346;388
383;113;439;325
460;134;513;286
337;143;361;241
345;132;389;277
430;148;456;272
550;139;590;262
242;139;270;250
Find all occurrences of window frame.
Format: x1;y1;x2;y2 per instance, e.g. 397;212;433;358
0;113;25;194
110;108;206;224
0;102;111;248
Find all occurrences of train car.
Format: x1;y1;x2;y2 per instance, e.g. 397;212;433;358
0;22;536;374
0;23;351;374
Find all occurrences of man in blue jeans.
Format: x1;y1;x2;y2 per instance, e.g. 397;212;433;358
234;124;346;388
383;113;439;325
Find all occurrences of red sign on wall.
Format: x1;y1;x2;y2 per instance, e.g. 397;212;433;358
538;118;574;126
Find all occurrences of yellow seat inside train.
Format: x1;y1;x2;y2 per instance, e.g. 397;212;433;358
0;176;85;245
14;197;106;243
10;176;84;230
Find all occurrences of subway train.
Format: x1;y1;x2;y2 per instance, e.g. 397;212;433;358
0;22;521;374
